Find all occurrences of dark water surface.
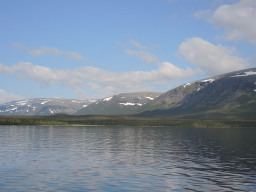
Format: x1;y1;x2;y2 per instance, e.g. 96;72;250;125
0;126;255;191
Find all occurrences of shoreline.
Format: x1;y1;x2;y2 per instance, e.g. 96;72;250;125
0;115;256;128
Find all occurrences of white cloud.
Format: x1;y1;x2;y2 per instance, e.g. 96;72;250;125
0;62;13;74
130;40;147;49
29;47;63;56
157;62;199;81
12;62;59;85
179;37;251;75
125;50;160;64
13;43;85;61
0;61;199;98
0;89;24;104
201;0;256;44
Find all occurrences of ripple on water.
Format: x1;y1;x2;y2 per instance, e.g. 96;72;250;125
0;126;256;191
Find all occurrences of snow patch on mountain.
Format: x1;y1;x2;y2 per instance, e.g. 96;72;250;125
145;96;154;100
41;100;51;105
72;100;81;103
15;101;28;106
103;97;112;102
230;71;256;77
8;107;17;112
201;79;215;83
183;83;192;88
119;102;142;106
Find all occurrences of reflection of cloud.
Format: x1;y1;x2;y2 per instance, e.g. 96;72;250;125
179;37;251;75
0;61;199;98
12;43;85;61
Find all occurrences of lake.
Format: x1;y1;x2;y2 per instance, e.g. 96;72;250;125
0;126;255;191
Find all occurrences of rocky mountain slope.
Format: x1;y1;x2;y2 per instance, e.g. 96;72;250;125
0;98;94;116
76;92;162;115
140;68;256;119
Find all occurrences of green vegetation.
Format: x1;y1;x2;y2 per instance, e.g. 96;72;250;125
0;115;255;128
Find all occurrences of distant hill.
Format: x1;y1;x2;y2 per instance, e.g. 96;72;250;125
75;92;162;115
0;98;94;116
139;68;256;119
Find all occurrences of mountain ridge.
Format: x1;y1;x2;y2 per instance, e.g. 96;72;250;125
1;68;256;119
75;92;162;115
0;98;94;116
139;68;256;119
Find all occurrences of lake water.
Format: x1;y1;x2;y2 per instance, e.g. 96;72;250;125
0;126;256;192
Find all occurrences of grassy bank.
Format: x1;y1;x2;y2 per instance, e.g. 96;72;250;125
0;115;256;128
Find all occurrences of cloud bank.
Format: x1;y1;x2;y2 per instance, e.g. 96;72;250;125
0;61;198;98
179;37;251;75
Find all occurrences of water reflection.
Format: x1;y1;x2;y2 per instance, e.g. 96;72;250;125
0;126;255;191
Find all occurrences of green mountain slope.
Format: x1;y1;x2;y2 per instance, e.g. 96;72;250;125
76;92;162;115
139;68;256;119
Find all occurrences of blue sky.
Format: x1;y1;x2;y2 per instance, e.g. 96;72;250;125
0;0;256;103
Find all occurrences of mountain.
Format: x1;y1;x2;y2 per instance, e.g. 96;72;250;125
0;98;95;116
76;92;162;115
1;68;255;119
139;68;256;119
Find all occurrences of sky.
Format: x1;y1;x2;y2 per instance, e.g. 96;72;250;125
0;0;256;103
